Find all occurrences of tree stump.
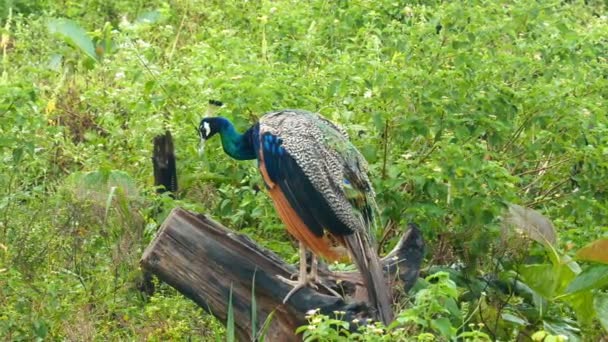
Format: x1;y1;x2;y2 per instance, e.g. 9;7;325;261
140;208;424;341
152;131;178;195
138;130;179;297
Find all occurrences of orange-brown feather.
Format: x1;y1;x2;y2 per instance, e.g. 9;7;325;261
259;154;346;262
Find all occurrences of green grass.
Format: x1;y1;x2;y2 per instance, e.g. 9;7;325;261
0;0;607;340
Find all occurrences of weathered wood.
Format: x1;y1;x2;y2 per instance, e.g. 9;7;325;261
140;208;424;341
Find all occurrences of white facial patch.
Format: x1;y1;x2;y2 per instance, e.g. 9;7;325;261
203;121;211;137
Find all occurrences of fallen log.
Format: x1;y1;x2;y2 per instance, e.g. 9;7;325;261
140;208;424;341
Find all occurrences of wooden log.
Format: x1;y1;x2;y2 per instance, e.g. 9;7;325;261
140;208;424;341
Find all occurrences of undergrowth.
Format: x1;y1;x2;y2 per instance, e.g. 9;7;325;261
1;0;607;340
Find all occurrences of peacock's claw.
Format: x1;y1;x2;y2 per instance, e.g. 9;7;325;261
277;242;341;303
277;274;319;303
277;274;341;303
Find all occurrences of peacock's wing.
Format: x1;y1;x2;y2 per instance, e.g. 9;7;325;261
258;110;376;238
258;109;393;324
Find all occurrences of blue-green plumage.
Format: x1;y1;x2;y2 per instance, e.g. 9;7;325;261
198;109;393;324
198;117;257;160
259;131;353;237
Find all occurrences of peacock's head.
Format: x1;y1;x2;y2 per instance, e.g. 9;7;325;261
198;117;222;141
197;117;229;156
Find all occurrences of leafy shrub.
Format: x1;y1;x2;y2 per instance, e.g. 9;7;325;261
1;0;607;340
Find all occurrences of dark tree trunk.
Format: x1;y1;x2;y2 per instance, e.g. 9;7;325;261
140;208;424;341
139;131;179;297
152;131;178;196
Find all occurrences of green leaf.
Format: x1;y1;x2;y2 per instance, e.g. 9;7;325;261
47;18;98;61
594;292;608;332
0;137;13;148
565;264;608;295
519;257;576;301
33;319;48;339
431;317;454;338
501;312;528;326
520;264;558;299
564;290;595;325
12;147;23;165
575;238;608;264
444;298;462;324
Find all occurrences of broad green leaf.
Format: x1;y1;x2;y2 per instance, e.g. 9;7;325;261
565;264;608;295
431;317;454;339
503;203;557;246
520;264;557;299
555;258;578;295
563;291;595;325
594;292;608;332
575;238;608;264
47;18;97;61
520;260;575;300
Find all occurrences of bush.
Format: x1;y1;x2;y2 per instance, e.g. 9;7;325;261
0;0;606;340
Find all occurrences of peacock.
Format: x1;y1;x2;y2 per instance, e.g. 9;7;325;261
198;109;393;324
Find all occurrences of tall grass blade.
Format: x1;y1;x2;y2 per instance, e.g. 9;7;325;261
227;283;235;342
251;269;257;340
257;310;276;342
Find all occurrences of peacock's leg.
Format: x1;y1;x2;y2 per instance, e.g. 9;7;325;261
277;241;315;303
277;243;342;303
310;254;319;281
310;254;342;298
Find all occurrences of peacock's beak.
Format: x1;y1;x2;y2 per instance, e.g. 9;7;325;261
198;137;206;156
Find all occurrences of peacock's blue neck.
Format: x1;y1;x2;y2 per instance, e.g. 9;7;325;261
215;117;257;161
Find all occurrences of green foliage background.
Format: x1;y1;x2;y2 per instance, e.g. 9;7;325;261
0;0;606;340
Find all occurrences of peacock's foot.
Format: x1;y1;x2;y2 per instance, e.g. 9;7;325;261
276;274;341;303
277;274;318;304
